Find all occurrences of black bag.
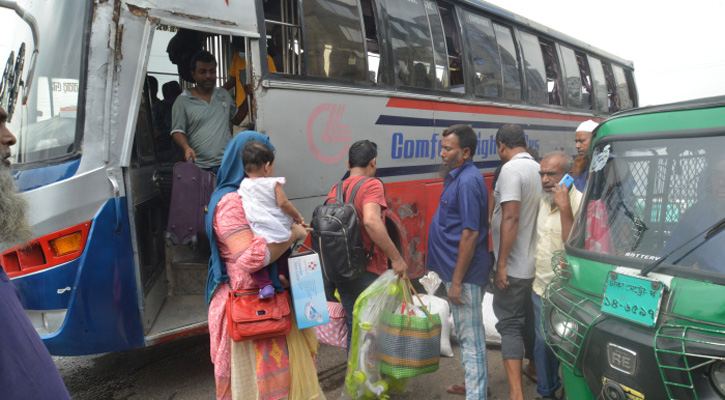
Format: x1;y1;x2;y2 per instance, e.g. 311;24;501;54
311;178;377;282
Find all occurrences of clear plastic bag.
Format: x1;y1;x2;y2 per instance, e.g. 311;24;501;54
344;270;407;399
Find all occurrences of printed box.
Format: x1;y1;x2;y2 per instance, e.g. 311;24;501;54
288;251;330;329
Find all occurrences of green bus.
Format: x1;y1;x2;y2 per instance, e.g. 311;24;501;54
542;96;725;400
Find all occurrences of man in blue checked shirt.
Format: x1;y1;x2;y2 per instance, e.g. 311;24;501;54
427;124;491;400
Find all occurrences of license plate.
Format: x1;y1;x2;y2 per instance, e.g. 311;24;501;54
601;271;664;327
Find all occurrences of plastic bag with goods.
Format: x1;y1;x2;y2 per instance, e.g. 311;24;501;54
413;272;454;357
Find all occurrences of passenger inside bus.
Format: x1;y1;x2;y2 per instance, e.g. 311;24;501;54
152;80;182;162
223;36;277;132
661;154;725;273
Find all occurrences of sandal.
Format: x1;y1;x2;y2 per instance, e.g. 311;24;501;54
446;383;466;396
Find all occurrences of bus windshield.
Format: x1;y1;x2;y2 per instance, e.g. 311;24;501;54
0;0;87;166
568;134;725;277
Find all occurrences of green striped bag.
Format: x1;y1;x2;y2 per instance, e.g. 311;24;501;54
378;278;442;379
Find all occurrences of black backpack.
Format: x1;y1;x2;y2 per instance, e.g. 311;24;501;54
311;178;377;282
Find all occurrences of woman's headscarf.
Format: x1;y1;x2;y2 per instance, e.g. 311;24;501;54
205;131;275;304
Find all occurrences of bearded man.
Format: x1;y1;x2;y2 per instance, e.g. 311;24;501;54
427;124;491;399
571;119;598;191
531;151;583;400
0;105;71;399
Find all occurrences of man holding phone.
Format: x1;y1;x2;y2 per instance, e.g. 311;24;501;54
531;151;583;400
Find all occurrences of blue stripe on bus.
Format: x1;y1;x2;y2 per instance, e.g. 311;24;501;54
376;160;502;177
14;158;81;192
374;115;574;132
38;198;145;356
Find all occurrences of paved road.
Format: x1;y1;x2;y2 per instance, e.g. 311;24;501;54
56;335;539;400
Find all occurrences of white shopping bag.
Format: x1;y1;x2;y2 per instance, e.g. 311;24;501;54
288;250;330;329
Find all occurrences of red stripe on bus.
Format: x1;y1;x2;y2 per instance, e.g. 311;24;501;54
385;98;600;122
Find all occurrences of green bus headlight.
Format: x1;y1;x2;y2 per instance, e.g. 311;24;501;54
550;309;579;340
711;361;725;397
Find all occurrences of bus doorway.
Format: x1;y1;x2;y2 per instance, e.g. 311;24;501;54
129;25;254;343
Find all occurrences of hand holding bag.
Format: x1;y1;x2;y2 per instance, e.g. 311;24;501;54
378;278;441;379
226;288;292;342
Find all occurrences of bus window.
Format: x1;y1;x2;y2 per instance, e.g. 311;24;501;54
424;0;450;90
625;69;638;108
612;64;632;109
539;39;561;105
265;0;303;74
575;50;593;110
360;0;382;83
493;23;521;103
559;45;584;109
462;11;501;98
601;61;619;113
132;77;157;165
205;35;233;87
587;55;608;114
438;2;464;93
303;0;366;81
386;0;439;89
518;30;547;105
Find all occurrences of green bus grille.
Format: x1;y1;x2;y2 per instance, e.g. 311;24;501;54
543;280;603;372
655;324;725;400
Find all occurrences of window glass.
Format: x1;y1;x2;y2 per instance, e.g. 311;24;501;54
575;51;593;110
265;0;303;75
559;45;583;108
601;62;619;112
4;0;88;165
518;31;547;105
539;39;561;105
303;0;366;81
462;11;501;98
568;136;725;279
439;3;464;93
493;23;521;102
587;55;608;114
612;65;631;109
424;0;450;90
132;84;156;165
625;70;638;108
386;0;437;88
360;0;381;83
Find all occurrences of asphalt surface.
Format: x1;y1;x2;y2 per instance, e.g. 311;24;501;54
56;334;539;400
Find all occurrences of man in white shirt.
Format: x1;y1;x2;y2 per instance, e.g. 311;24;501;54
491;124;541;400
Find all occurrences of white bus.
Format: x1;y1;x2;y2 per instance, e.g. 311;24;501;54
0;0;636;355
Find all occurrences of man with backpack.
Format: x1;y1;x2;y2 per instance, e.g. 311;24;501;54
315;140;408;350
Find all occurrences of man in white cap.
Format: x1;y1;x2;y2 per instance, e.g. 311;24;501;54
571;119;598;191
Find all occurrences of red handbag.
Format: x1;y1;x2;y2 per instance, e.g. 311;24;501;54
226;289;292;342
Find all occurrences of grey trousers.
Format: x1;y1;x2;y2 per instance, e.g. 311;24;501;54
492;276;535;360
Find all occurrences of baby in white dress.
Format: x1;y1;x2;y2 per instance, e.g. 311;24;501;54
238;140;304;299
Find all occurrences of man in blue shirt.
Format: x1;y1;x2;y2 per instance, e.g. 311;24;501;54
572;119;598;192
428;124;491;400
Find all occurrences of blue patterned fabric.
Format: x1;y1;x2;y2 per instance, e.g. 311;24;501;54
446;282;488;400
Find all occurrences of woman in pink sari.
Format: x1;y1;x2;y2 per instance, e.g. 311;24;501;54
206;132;324;400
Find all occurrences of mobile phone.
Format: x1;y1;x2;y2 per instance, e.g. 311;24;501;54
559;173;574;189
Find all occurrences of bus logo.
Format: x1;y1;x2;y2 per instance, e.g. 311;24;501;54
306;103;351;164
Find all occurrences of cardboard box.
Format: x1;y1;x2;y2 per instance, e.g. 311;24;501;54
288;251;330;329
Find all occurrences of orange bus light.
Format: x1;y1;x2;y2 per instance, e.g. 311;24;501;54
49;232;83;256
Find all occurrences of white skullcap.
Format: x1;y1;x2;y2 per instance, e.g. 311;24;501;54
576;119;598;133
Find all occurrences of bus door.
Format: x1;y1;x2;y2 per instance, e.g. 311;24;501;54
117;1;262;341
125;77;169;333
